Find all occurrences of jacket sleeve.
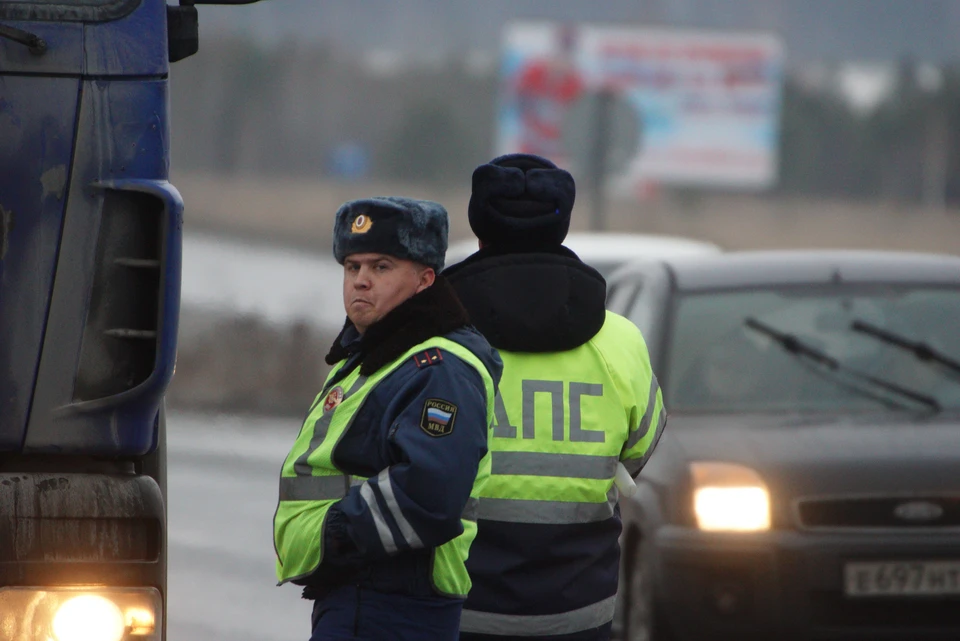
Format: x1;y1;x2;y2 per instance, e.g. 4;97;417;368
615;324;667;478
329;355;490;560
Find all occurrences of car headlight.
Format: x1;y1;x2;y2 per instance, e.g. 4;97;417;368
0;587;160;641
691;462;771;532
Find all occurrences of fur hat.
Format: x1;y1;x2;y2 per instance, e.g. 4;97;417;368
333;196;449;271
468;153;576;249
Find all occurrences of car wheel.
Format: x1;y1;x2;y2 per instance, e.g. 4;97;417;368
617;529;672;641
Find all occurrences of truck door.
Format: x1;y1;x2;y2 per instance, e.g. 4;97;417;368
0;19;82;450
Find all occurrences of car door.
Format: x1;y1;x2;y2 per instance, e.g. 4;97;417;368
608;263;672;368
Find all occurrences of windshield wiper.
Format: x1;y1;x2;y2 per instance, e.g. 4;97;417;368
744;317;941;413
0;23;47;55
851;319;960;379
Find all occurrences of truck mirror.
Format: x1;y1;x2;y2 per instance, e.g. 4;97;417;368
168;5;198;63
167;0;264;63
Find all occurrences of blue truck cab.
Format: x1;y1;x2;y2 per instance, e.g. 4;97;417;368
0;1;256;638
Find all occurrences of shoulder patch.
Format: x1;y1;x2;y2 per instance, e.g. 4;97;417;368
412;348;444;369
420;398;458;437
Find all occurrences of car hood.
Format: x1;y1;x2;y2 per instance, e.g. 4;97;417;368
660;412;960;499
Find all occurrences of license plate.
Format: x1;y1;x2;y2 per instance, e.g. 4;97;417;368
844;561;960;597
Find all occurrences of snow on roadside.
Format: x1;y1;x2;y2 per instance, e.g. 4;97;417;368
181;232;344;331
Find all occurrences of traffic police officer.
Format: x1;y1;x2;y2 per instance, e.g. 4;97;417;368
274;197;502;640
444;155;666;641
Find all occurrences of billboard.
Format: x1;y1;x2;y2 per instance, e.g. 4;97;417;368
497;22;785;190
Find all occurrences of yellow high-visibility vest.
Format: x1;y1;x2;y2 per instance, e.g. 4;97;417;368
274;337;495;598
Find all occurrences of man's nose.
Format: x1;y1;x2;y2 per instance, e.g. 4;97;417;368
354;267;372;288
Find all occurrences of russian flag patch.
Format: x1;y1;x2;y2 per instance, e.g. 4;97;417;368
420;398;458;437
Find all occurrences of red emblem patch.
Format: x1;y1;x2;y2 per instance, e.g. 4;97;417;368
323;386;344;412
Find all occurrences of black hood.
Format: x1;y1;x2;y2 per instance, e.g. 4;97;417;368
443;245;606;353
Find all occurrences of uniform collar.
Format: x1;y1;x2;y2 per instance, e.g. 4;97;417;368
325;275;472;376
338;324;363;355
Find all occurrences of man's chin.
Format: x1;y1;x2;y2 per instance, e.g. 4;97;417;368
348;310;379;331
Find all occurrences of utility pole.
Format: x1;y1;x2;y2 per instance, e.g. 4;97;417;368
588;88;614;231
922;105;949;211
563;87;641;230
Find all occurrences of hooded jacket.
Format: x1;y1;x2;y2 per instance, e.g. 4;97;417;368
445;247;665;639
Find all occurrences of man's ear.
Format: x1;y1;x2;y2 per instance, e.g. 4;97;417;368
416;267;436;293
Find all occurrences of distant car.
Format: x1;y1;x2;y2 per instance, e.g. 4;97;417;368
445;232;721;278
607;251;960;641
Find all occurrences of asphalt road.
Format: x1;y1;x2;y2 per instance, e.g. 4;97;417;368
166;411;310;641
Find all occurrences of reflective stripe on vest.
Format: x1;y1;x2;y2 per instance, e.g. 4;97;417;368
622;375;667;475
491;451;618;478
273;336;495;598
347;473;480;524
278;475;347;501
460;594;617;636
477;483;618;525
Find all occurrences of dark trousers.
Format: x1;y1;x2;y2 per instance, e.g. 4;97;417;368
309;584;463;640
459;622;612;641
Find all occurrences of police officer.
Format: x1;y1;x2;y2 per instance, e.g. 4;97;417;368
444;155;666;641
274;197;502;640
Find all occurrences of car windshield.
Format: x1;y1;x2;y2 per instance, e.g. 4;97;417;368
666;285;960;414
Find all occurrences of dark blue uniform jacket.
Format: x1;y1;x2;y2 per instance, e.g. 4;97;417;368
300;279;502;601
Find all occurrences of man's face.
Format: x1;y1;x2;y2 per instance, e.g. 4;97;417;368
343;253;435;334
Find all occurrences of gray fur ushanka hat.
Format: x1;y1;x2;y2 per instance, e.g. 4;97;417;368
332;196;449;271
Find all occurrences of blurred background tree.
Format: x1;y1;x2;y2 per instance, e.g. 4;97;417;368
173;38;960;207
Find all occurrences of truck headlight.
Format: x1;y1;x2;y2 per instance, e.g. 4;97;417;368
0;587;160;641
691;462;770;532
53;595;124;641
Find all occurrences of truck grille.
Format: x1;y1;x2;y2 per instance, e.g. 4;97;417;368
798;495;960;528
74;189;163;401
